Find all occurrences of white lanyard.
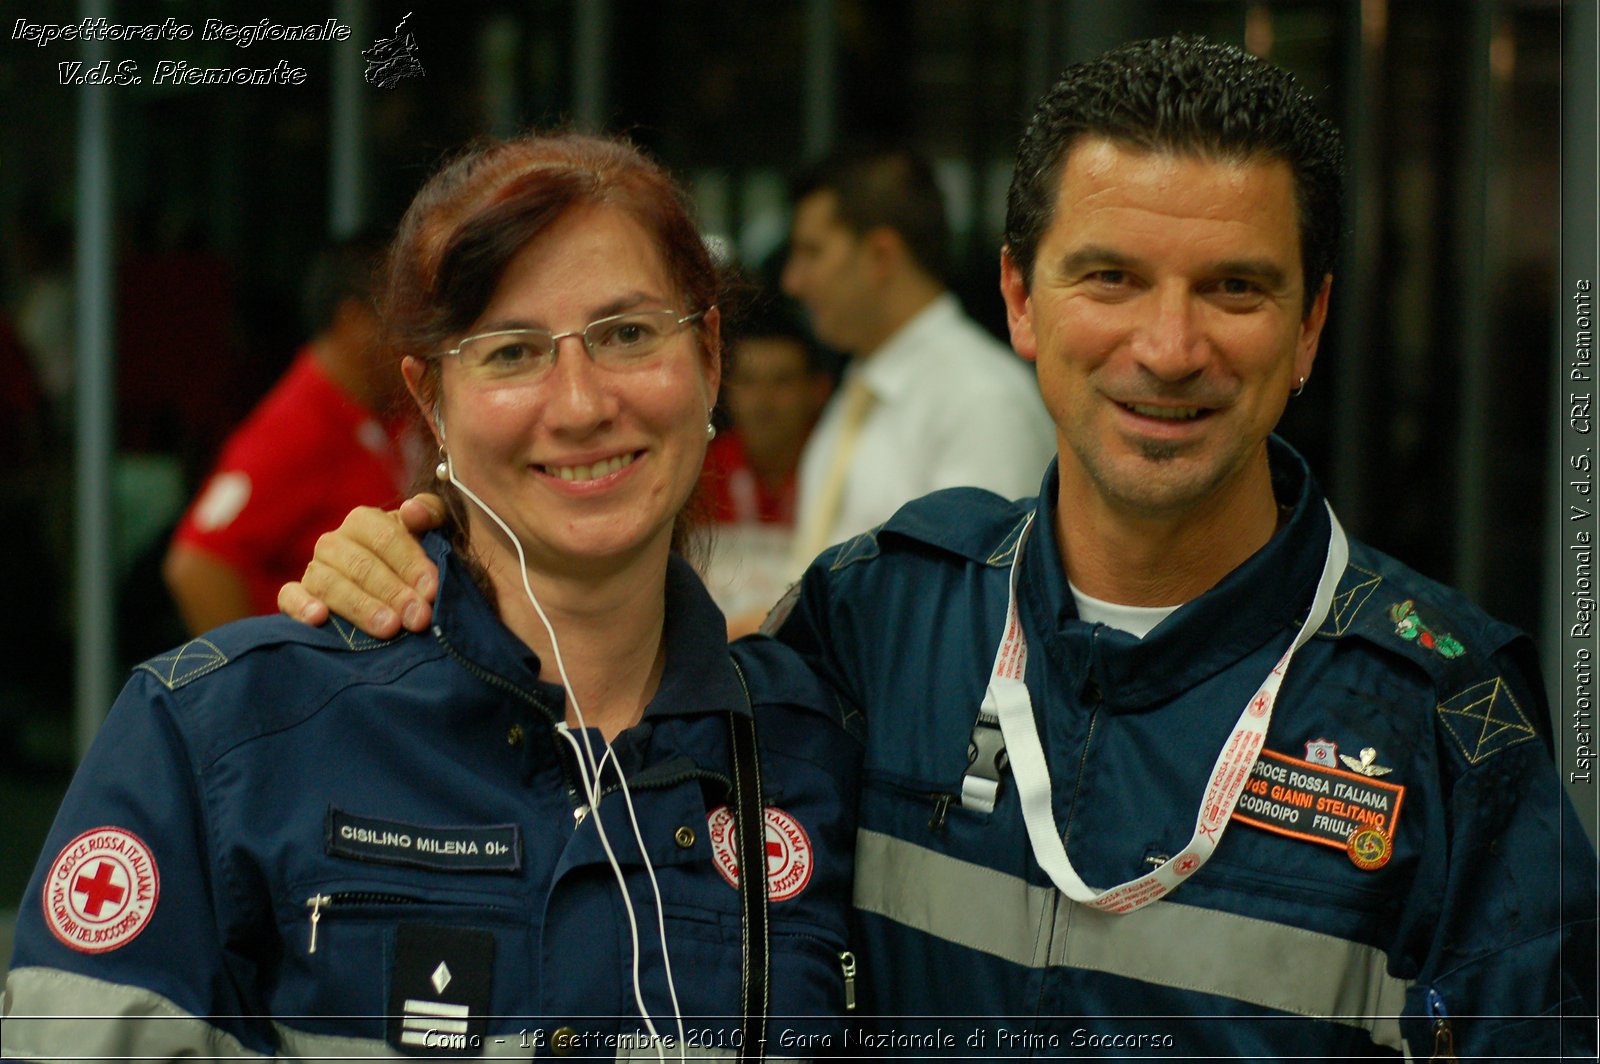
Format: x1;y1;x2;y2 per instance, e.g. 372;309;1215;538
982;502;1348;915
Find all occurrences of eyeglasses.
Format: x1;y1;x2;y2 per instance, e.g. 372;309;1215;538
434;308;710;384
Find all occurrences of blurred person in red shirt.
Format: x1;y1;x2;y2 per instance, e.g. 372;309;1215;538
164;237;417;633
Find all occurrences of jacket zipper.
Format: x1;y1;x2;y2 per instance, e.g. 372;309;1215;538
769;929;856;1012
1060;708;1101;854
594;767;733;803
304;891;427;954
431;625;590;808
431;625;560;725
1426;988;1456;1062
575;766;735;828
302;890;517;954
437;627;742;823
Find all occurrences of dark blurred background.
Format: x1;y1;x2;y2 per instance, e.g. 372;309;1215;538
1;0;1593;952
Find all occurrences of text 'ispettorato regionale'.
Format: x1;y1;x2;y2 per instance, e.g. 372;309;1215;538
13;17;353;87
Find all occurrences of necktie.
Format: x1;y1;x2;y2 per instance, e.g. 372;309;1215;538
791;372;876;569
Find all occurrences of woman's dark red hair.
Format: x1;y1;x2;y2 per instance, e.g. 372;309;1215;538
386;131;720;373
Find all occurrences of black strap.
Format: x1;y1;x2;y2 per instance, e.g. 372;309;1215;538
728;663;769;1062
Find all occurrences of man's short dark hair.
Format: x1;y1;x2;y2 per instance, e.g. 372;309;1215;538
729;288;827;375
1005;35;1344;316
301;234;386;336
795;149;950;284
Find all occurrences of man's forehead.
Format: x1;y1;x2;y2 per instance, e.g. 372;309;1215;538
1042;138;1302;261
1053;136;1293;196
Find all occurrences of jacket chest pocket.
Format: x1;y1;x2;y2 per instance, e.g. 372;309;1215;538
1182;832;1406;959
270;880;527;1040
859;768;1034;873
649;896;854;1043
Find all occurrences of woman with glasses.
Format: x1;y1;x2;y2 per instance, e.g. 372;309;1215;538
4;134;859;1061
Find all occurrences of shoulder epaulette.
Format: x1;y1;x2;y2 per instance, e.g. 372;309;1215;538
136;615;405;692
824;487;1030;573
136;637;230;691
1318;544;1541;765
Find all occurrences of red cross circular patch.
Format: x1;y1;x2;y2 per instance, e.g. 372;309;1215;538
706;805;814;902
42;827;160;953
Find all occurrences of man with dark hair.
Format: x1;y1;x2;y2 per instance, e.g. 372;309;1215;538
772;35;1591;1057
164;236;414;632
794;150;954;291
781;148;1055;567
281;37;1593;1058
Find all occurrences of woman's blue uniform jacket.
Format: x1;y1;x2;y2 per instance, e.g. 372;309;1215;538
3;534;861;1060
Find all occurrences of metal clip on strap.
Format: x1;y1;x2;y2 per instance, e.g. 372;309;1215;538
961;718;1008;813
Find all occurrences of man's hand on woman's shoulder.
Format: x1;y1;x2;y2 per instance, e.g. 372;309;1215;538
278;494;446;638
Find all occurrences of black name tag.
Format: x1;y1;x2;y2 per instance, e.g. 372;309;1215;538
326;808;521;872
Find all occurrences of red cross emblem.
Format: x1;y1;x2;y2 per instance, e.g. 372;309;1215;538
44;826;159;954
1175;853;1200;875
73;860;127;917
705;806;816;901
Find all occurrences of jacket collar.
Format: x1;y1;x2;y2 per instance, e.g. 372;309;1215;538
427;532;749;720
1020;436;1333;708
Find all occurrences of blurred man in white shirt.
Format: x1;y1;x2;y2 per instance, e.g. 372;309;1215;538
781;150;1056;567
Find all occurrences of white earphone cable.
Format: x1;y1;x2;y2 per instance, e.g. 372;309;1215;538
445;452;686;1061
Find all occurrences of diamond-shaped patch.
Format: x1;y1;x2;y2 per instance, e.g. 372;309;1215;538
1437;678;1538;764
431;961;452;994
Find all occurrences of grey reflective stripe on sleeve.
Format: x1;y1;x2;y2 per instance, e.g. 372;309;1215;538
854;828;1411;1051
3;967;766;1062
1;966;262;1060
